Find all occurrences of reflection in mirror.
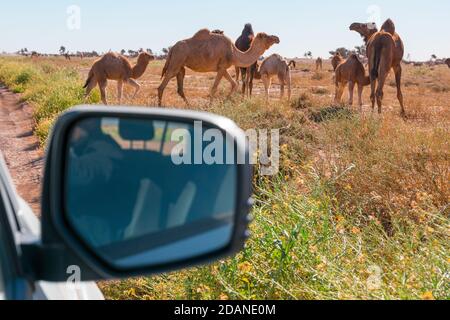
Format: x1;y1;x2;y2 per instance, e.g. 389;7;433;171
65;117;237;268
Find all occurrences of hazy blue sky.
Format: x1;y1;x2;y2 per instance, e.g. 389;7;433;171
0;0;448;60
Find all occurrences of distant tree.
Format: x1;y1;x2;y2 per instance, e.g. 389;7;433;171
59;46;66;55
128;49;137;57
431;54;437;61
303;51;312;59
146;48;153;55
120;49;126;55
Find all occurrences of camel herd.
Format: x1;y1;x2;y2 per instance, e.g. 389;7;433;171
83;19;445;116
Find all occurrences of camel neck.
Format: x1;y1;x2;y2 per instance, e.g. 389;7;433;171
132;61;149;79
232;42;265;68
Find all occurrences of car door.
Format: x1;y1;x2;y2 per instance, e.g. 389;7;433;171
0;154;31;300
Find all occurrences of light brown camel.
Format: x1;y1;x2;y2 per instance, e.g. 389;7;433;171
331;52;344;71
84;52;154;105
316;57;323;71
445;58;450;68
258;54;296;102
334;54;371;111
158;29;279;106
350;19;406;117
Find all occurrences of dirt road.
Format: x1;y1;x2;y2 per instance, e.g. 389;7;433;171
0;85;43;215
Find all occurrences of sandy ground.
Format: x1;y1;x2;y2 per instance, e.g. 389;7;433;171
0;85;43;215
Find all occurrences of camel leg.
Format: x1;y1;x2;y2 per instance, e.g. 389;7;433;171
286;73;292;101
235;67;240;84
176;67;189;106
393;64;406;117
241;68;247;96
370;79;377;113
158;71;178;106
117;80;123;104
357;83;364;112
249;70;254;97
245;68;251;97
127;79;141;100
278;74;285;100
209;70;226;102
348;81;355;106
375;73;388;114
223;70;238;98
262;74;270;104
99;79;108;105
84;78;97;100
334;82;346;105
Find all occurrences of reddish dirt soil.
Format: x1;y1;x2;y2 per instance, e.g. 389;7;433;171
0;85;43;215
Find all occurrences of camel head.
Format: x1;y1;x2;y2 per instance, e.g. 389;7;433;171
137;52;155;65
381;19;396;36
254;33;280;50
445;58;450;68
243;23;254;35
349;22;378;41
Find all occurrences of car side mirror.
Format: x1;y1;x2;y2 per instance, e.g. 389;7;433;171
33;106;253;281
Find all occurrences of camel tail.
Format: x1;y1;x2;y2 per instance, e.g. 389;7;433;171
161;49;173;79
370;43;382;80
83;70;94;89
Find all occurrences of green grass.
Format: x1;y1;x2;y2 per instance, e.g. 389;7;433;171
0;57;448;300
0;57;100;144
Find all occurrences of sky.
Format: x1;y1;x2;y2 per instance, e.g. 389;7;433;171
0;0;449;61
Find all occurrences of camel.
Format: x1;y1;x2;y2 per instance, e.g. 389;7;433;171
234;23;259;96
84;51;154;105
350;19;406;117
316;57;323;71
334;54;371;111
331;52;344;71
445;58;450;68
258;54;296;102
158;29;279;106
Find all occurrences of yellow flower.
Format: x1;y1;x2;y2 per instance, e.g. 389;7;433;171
219;293;229;300
238;262;253;273
351;227;361;235
421;291;434;300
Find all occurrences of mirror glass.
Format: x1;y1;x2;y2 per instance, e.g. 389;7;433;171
64;116;237;268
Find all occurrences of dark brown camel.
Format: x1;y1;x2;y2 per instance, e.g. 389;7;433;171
350;19;406;117
235;23;259;97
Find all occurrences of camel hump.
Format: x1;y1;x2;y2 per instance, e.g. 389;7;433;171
381;19;396;36
193;29;212;40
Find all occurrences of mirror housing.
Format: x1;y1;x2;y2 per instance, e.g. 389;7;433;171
32;106;253;281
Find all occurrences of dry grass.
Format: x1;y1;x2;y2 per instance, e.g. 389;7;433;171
0;55;449;300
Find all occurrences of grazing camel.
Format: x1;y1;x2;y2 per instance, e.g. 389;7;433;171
235;23;259;96
350;19;406;117
334;54;371;111
316;57;323;71
445;58;450;68
258;54;296;102
331;52;344;71
84;51;154;105
158;29;279;106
